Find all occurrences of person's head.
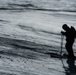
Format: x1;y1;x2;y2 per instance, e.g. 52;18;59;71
62;24;69;31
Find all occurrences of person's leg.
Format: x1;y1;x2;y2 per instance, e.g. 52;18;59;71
69;46;74;57
69;40;74;57
65;42;74;58
65;43;70;55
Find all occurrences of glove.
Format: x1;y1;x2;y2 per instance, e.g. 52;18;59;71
61;31;64;35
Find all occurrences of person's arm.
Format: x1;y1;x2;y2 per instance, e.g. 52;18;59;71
61;31;66;35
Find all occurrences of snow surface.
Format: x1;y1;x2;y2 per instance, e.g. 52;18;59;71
0;0;76;75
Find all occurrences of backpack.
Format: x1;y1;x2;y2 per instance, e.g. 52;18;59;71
71;26;76;38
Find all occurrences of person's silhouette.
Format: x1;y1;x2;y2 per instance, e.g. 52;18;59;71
61;24;75;58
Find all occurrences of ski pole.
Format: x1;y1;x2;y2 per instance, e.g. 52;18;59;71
61;33;64;55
